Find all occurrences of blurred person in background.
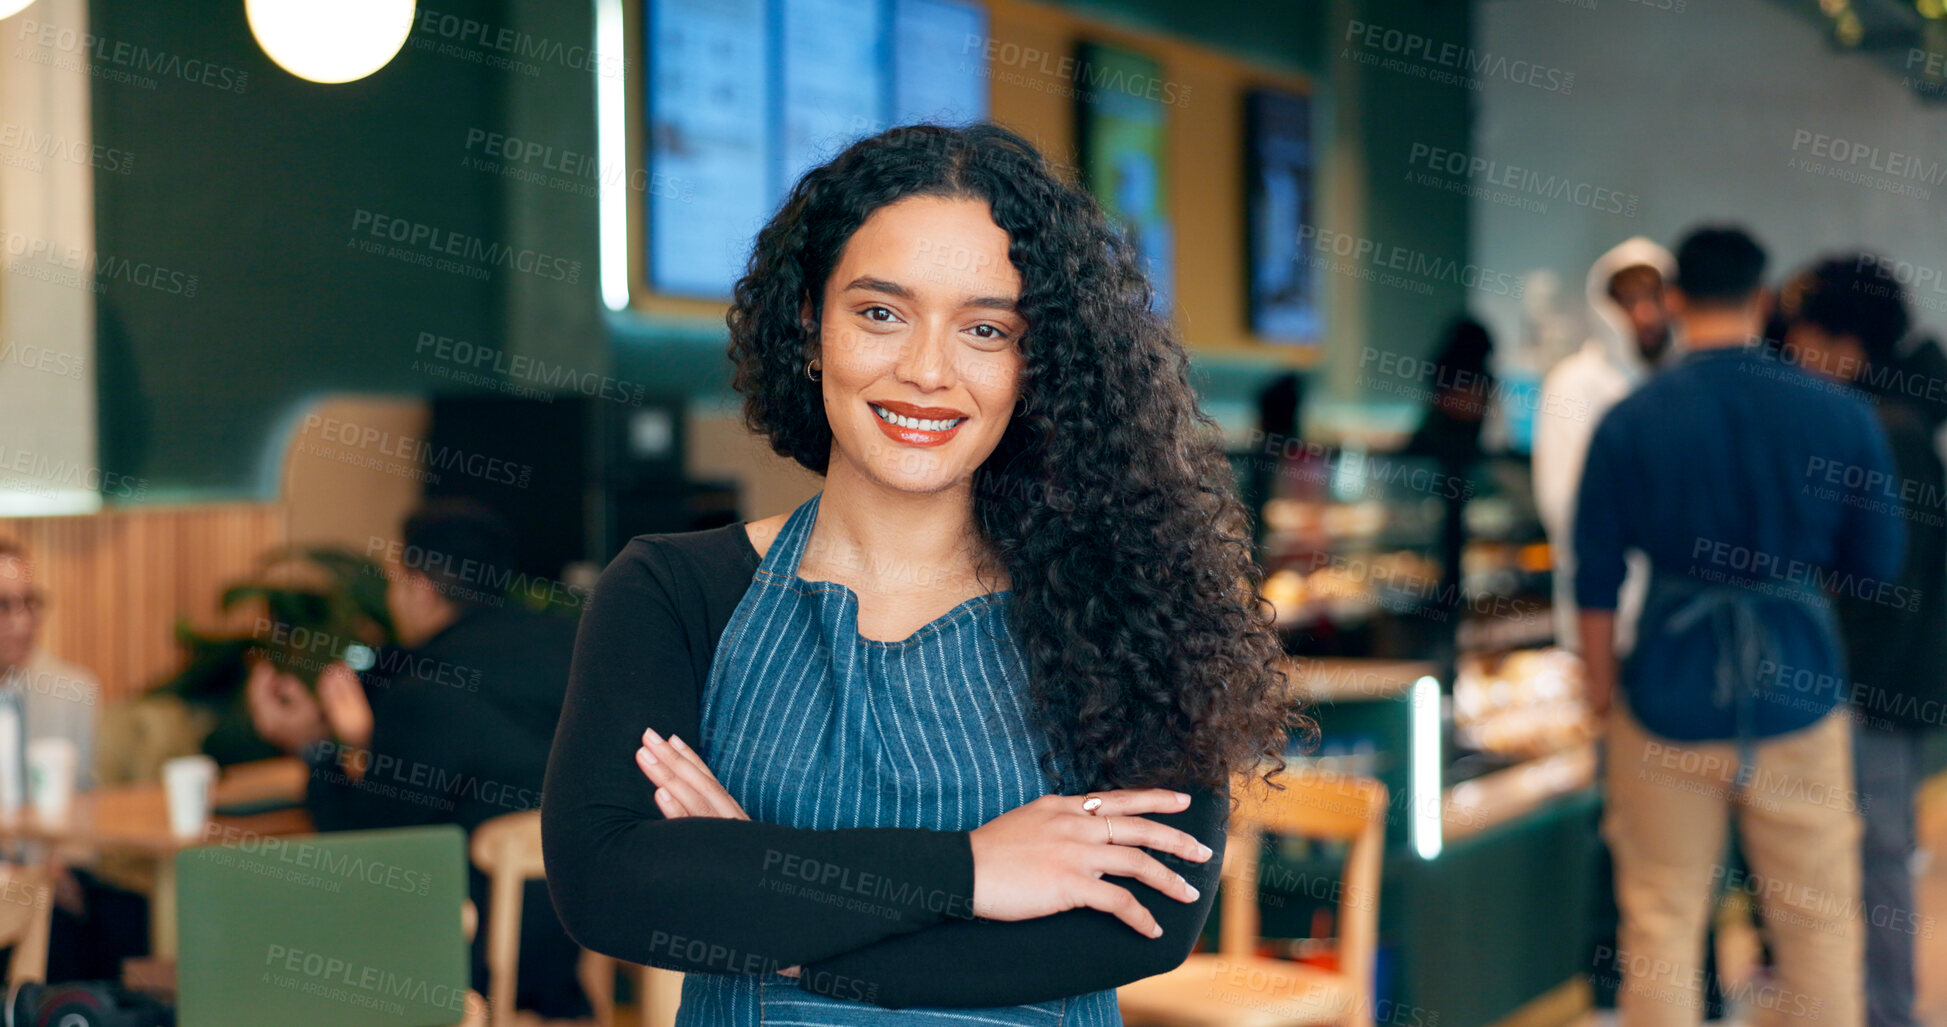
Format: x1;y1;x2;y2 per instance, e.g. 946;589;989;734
1776;256;1942;1027
0;539;141;983
1400;316;1496;685
247;500;589;1021
1529;238;1690;1013
1575;226;1902;1027
1534;237;1676;654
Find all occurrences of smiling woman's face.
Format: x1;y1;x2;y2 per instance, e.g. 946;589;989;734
814;195;1027;494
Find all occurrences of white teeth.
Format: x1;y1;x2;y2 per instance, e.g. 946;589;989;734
872;405;965;433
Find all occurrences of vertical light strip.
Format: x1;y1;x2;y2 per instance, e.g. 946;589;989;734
596;0;630;310
1410;675;1443;860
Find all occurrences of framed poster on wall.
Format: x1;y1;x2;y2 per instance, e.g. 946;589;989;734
1245;88;1318;344
1074;41;1173;314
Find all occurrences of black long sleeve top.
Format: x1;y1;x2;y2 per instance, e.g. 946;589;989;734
539;522;1227;1009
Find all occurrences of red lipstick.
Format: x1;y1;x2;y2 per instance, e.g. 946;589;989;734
867;400;968;448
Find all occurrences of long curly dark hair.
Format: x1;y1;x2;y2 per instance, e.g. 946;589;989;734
726;122;1299;795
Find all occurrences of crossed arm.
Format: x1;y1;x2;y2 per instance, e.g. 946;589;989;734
539;538;1226;1009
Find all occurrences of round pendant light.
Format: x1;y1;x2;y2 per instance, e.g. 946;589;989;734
246;0;417;84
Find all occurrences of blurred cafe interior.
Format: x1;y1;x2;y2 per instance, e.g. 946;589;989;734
1;0;1946;1024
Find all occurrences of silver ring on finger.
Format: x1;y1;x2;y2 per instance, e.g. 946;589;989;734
1105;815;1115;845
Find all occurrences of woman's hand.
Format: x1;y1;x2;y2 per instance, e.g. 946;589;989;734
635;728;750;820
968;790;1213;938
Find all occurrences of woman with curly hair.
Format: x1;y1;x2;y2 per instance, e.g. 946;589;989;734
542;122;1295;1024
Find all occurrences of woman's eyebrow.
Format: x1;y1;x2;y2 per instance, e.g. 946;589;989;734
842;276;1018;313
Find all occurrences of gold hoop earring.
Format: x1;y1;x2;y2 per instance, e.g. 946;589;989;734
805;359;821;382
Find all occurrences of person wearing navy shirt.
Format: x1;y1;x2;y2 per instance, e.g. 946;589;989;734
1573;225;1903;1027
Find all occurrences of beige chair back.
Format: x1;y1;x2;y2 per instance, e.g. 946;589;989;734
1222;768;1388;1015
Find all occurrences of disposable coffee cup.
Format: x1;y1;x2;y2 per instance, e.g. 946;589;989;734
163;754;218;840
26;737;77;824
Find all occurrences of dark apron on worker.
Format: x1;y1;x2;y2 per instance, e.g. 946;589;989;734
1624;566;1846;790
679;491;1122;1026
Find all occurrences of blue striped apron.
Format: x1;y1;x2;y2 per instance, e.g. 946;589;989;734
679;491;1121;1027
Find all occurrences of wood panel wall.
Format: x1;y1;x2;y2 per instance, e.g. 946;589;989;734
0;504;288;706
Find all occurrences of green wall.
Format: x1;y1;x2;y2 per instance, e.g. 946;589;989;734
92;0;1468;497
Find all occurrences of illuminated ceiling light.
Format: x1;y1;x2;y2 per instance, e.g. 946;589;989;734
246;0;417;84
1836;9;1864;45
0;0;37;20
1918;0;1944;19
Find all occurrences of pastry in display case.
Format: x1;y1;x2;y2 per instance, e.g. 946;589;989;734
1451;646;1599;761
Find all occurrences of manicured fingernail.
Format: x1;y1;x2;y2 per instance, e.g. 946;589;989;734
638;745;659;765
670;735;689;751
1175;792;1190;804
1197;843;1213;859
1149;924;1164;938
1181;877;1199;900
643;727;662;745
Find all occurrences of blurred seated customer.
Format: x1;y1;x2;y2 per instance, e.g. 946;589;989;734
0;539;137;983
96;546;393;791
247;500;589;1020
1777;256;1941;1027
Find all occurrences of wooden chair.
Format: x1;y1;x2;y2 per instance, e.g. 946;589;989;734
1118;768;1388;1027
0;861;53;988
471;811;680;1027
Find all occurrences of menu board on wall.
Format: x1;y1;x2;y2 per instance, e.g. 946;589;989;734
1246;88;1318;344
644;0;991;301
893;0;989;125
1075;41;1173;315
781;0;888;188
647;0;772;299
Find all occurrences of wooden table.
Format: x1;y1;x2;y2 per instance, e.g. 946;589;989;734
0;757;314;958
